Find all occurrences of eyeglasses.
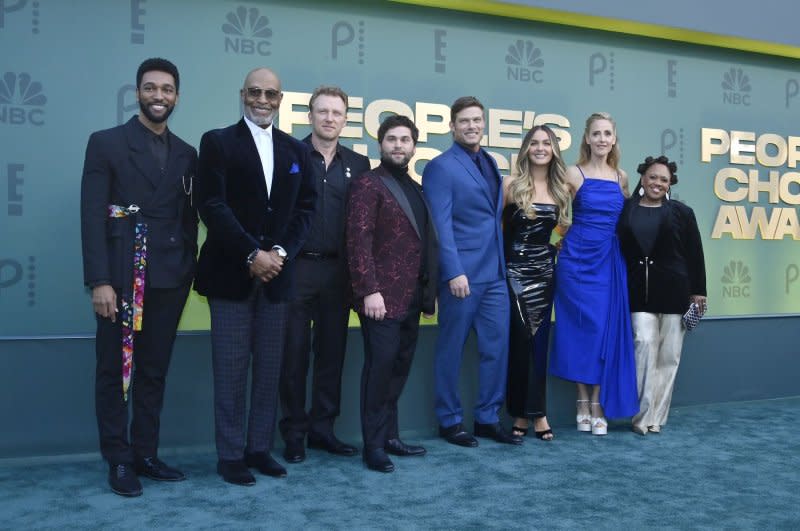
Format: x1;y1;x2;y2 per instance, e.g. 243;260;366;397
245;87;282;100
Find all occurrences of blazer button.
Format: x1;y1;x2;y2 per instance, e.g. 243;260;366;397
267;207;273;213
259;236;265;241
169;236;176;242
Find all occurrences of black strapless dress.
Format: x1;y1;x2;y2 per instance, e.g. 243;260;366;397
503;203;558;419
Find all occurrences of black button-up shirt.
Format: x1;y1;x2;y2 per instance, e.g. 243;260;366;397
302;136;349;255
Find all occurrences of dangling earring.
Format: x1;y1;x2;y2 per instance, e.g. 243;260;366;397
665;188;670;200
638;187;644;197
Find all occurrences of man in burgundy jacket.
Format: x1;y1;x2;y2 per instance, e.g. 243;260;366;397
345;114;438;473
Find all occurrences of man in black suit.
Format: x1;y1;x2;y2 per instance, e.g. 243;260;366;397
81;58;197;497
194;67;315;486
279;86;370;464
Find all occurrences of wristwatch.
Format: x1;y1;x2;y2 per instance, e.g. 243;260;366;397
272;246;288;260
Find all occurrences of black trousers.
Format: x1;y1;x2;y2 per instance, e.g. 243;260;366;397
506;302;551;419
358;288;422;451
279;257;350;442
95;282;190;465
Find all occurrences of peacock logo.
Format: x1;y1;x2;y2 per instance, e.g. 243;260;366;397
0;72;46;126
721;67;751;106
721;260;751;298
222;6;272;56
505;40;543;83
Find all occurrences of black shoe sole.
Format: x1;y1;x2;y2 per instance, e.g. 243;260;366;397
307;440;358;456
136;471;186;482
110;486;143;497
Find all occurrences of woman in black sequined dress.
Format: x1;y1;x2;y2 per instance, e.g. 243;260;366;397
503;125;571;440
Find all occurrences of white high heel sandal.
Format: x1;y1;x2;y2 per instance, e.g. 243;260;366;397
576;400;591;432
590;402;607;436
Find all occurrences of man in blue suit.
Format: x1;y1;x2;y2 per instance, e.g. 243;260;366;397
422;96;521;447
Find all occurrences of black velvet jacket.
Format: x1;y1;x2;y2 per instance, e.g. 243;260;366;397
617;198;706;314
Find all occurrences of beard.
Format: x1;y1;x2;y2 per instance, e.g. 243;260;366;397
380;151;413;170
139;100;174;124
244;106;277;127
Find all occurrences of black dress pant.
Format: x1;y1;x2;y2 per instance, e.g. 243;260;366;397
95;282;190;465
506;302;551;419
279;257;350;442
358;288;422;451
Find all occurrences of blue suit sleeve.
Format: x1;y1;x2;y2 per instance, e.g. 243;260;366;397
422;156;463;283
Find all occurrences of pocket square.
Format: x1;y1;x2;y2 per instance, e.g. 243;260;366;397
289;162;300;174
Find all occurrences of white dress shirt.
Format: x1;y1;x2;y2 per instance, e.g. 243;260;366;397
244;116;274;197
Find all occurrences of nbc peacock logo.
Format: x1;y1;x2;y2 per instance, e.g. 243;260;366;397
0;72;46;126
721;67;751;106
505;40;544;83
721;259;751;298
222;5;272;56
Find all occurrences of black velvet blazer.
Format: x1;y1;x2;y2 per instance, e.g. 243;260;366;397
617;197;706;314
194;120;315;302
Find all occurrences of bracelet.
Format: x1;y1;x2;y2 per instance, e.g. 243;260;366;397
246;249;260;266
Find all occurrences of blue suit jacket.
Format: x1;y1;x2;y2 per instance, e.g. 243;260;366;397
422;144;505;285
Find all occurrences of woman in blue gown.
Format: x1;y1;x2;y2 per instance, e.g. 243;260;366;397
550;112;639;435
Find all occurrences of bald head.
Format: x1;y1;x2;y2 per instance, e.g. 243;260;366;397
243;67;281;91
241;67;283;128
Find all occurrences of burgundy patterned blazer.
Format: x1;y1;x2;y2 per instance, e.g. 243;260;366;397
346;165;438;319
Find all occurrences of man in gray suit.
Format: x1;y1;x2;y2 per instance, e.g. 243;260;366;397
194;67;316;486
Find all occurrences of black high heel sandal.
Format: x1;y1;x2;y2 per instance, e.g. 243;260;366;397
511;425;529;437
534;429;554;441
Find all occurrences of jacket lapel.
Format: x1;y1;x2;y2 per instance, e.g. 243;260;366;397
234;119;269;200
378;168;420;239
124;117;162;193
451;145;495;208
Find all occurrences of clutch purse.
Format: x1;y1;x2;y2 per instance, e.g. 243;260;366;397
682;302;705;331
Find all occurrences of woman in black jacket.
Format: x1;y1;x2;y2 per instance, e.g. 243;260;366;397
617;156;707;435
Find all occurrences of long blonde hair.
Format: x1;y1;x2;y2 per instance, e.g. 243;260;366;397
577;111;621;170
508;125;571;227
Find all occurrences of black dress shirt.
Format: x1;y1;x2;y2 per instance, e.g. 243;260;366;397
302;137;348;256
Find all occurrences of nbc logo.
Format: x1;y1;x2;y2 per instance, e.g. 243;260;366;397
0;72;46;126
721;260;751;298
721;67;751;106
506;40;543;83
222;5;272;56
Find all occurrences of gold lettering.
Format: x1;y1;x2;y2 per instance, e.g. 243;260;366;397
364;99;414;140
488;109;523;149
747;169;780;204
341;96;364;139
738;205;778;239
711;205;742;239
701;128;730;162
730;130;756;165
277;91;312;134
780;171;800;205
774;208;800;240
714;167;748;202
756;133;787;167
414;102;450;143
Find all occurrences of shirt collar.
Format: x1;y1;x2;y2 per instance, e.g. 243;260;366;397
244;115;273;138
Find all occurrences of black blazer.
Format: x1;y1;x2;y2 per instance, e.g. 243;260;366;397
617;198;707;314
80;117;198;292
194;119;315;302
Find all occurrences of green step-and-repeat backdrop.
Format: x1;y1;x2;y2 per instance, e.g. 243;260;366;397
1;0;799;336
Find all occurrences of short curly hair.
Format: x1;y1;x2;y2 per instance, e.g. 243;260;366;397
637;155;678;185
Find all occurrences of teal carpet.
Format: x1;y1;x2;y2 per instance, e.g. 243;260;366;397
2;397;799;530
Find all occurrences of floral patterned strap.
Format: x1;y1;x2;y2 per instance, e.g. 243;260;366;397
108;204;148;402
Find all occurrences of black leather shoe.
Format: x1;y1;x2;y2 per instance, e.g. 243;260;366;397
217;459;256;486
308;433;358;456
363;448;395;473
439;423;479;448
244;451;287;478
283;439;306;464
385;438;427;457
108;463;143;497
474;421;524;445
134;456;186;482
